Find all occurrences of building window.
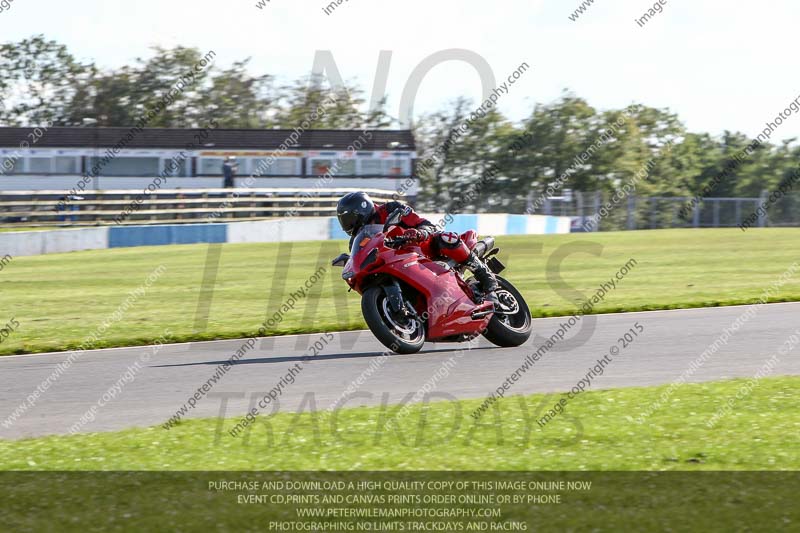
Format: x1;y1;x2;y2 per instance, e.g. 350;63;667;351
251;157;298;176
359;159;383;175
1;157;20;175
27;157;53;174
198;157;247;176
235;159;249;175
0;156;81;175
89;156;160;177
54;157;79;174
162;157;187;177
385;159;409;175
310;158;356;176
275;158;299;175
357;158;410;176
198;158;225;176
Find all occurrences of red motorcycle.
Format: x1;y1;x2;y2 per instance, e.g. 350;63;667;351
332;210;532;354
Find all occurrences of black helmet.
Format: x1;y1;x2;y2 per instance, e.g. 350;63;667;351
337;192;375;236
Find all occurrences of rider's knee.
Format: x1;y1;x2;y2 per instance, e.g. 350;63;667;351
436;232;470;263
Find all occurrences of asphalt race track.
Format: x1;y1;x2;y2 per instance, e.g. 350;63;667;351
2;303;799;439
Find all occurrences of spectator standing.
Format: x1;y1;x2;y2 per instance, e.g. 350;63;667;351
222;156;238;188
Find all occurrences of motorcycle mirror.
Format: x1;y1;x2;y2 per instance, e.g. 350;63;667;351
383;209;403;232
331;253;350;267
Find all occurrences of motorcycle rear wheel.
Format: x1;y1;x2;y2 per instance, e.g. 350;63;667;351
362;285;426;354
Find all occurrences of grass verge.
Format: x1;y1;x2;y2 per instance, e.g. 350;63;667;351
2;376;798;470
1;228;799;356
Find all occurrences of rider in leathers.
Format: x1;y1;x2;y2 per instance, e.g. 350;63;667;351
336;191;499;306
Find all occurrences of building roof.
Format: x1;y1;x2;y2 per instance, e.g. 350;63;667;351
0;127;416;151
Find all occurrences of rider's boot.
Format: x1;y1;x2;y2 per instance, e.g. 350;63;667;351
465;252;500;308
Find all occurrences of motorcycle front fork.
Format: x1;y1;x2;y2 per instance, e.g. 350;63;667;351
383;280;410;316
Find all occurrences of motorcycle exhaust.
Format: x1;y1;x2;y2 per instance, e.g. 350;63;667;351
472;237;495;259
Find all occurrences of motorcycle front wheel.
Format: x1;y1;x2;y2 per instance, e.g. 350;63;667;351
361;285;425;354
482;276;532;347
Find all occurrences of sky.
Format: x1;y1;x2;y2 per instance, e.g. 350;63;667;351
2;0;800;141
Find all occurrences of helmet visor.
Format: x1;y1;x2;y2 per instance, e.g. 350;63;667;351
338;210;362;236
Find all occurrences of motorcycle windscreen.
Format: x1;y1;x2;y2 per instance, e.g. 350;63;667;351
350;224;384;257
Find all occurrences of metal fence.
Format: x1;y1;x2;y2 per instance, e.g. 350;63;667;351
2;186;797;231
0;188;398;227
539;190;800;231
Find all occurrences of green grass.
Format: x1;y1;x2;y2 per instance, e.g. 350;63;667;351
1;228;799;356
3;472;797;532
2;376;798;470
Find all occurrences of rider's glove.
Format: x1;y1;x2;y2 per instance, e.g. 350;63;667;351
403;228;429;243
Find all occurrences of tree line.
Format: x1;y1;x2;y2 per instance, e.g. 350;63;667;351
2;35;798;211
